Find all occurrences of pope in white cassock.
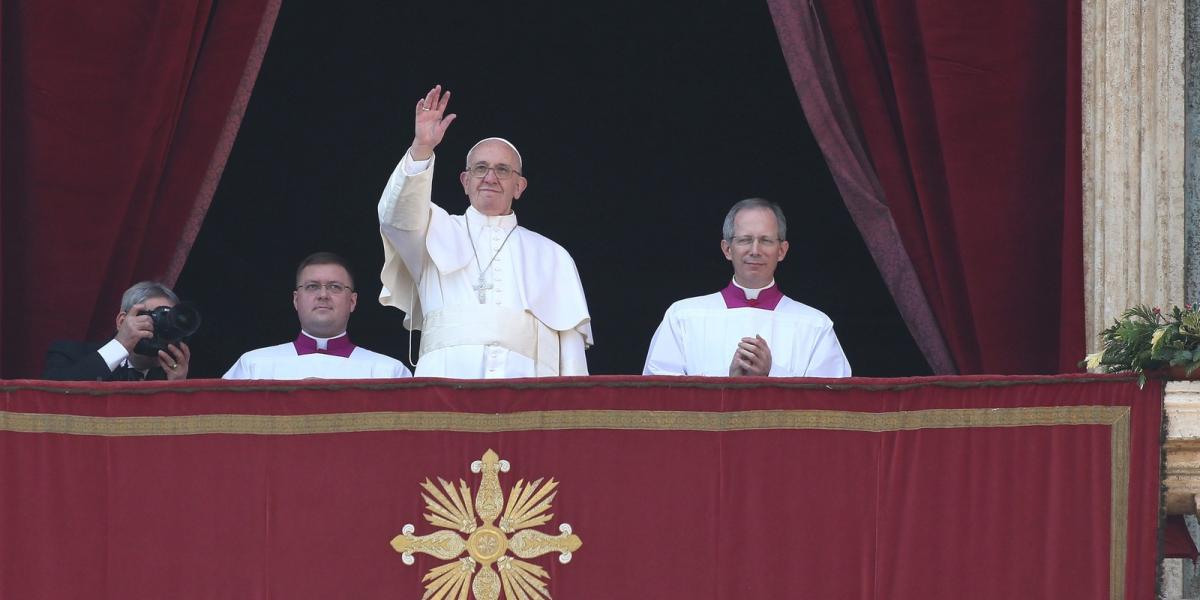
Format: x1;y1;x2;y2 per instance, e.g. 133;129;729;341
224;252;412;379
377;85;592;378
643;198;851;377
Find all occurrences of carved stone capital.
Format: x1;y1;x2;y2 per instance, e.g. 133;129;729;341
1165;381;1200;516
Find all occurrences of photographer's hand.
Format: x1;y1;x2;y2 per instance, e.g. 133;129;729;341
158;342;190;381
115;303;155;354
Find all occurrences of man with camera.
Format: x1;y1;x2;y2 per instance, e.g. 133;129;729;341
42;281;194;381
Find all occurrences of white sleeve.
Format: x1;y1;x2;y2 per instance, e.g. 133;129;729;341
642;309;688;375
378;153;436;287
393;361;414;378
378;153;434;231
402;154;431;176
801;324;852;378
559;327;589;376
768;358;800;378
97;338;129;372
222;356;249;380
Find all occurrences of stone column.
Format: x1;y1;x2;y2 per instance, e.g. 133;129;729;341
1083;0;1186;352
1187;0;1200;303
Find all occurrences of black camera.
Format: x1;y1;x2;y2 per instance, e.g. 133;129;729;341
133;303;202;356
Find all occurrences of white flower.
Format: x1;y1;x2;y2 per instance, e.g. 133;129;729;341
1085;351;1104;370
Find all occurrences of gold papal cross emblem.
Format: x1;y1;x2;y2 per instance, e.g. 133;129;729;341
391;449;583;600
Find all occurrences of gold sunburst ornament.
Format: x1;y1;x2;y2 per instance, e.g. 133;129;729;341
391;449;583;600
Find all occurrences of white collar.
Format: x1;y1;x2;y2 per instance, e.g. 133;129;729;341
732;278;775;300
301;330;347;351
466;205;518;231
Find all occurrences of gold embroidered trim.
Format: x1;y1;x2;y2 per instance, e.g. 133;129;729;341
0;405;1127;436
1109;408;1130;600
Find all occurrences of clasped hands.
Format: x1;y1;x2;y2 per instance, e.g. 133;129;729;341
729;335;772;377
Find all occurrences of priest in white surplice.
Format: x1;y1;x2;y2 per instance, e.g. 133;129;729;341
644;198;850;377
377;85;592;378
224;252;412;380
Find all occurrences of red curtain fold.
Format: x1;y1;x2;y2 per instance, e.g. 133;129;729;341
1059;0;1084;374
0;375;1164;598
1164;515;1200;560
768;0;1084;374
0;0;280;378
766;0;957;375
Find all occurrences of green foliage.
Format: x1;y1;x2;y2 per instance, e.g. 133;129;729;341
1083;304;1200;387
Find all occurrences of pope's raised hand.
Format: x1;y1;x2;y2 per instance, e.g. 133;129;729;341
410;84;456;161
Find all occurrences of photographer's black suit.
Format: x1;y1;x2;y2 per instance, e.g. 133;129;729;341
42;340;166;381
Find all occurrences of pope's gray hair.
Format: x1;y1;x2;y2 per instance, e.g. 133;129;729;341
120;281;178;313
722;198;787;241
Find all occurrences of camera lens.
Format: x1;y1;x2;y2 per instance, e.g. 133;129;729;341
132;303;202;356
167;304;201;339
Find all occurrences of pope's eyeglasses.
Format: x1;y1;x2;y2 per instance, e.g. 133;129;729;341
466;164;521;180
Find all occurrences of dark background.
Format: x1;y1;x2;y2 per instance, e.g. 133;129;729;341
175;0;930;378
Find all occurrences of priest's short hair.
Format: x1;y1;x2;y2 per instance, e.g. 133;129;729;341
722;198;788;241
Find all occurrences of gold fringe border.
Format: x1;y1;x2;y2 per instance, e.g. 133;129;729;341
0;405;1127;436
0;373;1140;396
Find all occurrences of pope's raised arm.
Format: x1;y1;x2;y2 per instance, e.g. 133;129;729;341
377;86;458;288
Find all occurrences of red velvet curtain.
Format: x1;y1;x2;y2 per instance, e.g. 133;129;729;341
768;0;1084;374
0;0;280;378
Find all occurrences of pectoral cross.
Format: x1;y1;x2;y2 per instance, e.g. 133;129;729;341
472;274;492;303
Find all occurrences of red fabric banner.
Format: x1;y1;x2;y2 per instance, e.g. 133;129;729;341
1;375;1161;598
